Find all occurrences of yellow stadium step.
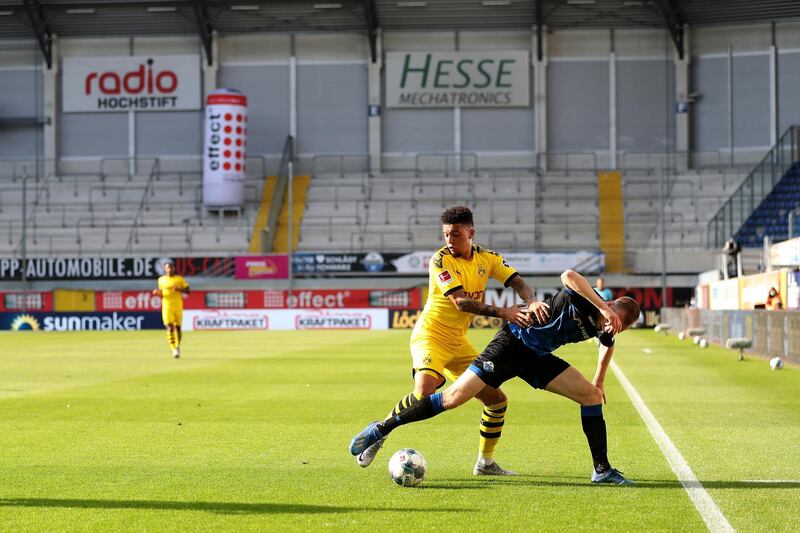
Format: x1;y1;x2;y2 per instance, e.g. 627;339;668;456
248;176;278;254
273;175;311;253
597;171;625;273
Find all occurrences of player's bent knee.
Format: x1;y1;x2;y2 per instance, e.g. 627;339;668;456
579;386;604;406
477;387;507;406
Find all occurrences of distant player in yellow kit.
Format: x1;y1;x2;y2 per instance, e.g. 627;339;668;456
152;260;190;358
354;206;550;475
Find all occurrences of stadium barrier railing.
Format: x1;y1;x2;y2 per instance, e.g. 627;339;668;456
660;307;799;365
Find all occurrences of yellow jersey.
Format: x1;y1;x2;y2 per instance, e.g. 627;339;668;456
158;274;189;309
411;245;517;345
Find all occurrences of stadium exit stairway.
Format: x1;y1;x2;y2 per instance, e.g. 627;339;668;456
598;171;625;272
273;175;311;253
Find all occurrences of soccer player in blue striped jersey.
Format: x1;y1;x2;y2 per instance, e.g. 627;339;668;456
350;269;640;484
354;206;549;476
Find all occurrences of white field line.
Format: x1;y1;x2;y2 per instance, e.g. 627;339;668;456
611;360;735;533
742;480;800;483
643;348;653;354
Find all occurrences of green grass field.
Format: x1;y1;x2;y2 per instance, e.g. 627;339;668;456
1;328;799;532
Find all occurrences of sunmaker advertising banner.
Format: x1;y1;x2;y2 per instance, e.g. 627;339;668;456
62;55;201;112
385;51;530;108
0;312;162;331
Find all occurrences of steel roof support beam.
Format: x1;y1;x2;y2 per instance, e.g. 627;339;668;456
363;0;379;63
536;0;543;61
653;0;686;60
22;0;52;69
191;0;214;66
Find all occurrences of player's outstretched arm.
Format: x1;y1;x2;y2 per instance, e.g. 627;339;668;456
560;270;621;334
593;344;614;403
508;275;550;324
447;288;533;328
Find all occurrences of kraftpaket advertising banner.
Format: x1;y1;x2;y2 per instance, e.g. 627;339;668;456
182;309;388;331
0;312;162;331
385;51;530;108
62;55;201;112
0;256;235;281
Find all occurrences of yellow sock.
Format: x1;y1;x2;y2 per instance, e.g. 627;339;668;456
479;400;508;461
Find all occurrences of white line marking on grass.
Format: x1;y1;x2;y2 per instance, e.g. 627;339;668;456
743;480;800;483
611;360;735;533
643;348;653;354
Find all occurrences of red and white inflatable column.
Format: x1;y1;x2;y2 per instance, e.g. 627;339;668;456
203;88;248;207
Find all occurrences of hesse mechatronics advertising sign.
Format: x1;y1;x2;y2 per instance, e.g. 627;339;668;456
385;51;529;108
62;55;201;112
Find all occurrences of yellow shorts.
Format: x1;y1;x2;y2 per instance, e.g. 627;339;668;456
162;306;183;327
409;335;478;388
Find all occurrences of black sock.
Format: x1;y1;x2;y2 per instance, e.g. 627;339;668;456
378;392;445;435
580;404;610;473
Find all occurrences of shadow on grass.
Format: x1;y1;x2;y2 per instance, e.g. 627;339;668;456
0;498;476;515
420;477;800;490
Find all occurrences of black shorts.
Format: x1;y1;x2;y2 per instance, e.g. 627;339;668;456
468;325;570;390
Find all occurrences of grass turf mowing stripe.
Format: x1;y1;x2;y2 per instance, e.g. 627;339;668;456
611;360;735;533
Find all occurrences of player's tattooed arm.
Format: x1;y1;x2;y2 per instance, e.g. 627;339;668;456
509;276;550;324
447;289;532;328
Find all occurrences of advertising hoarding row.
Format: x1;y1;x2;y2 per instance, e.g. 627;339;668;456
0;251;604;281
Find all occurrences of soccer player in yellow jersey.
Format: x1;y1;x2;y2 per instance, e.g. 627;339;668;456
356;206;551;475
152;260;190;358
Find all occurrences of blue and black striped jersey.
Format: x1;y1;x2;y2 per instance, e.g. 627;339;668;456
508;288;614;354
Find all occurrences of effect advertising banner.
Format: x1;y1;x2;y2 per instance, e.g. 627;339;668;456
0;312;162;331
62;55;201;112
183;309;388;331
0;256;235;281
234;255;289;280
96;289;419;311
203;88;248;207
385;51;530;108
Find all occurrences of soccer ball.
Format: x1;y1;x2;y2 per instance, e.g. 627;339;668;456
770;357;784;370
388;448;427;487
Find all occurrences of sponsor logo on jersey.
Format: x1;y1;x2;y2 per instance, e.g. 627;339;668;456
438;270;454;284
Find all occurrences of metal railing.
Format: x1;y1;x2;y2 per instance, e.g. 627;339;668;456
312;153;371;178
706;125;800;249
415;152;478;177
260;135;294;253
123;159;161;253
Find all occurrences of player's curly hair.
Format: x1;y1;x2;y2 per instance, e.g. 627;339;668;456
613;296;641;327
441;205;474;226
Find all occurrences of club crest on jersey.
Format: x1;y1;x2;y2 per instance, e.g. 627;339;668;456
478;265;487;277
438;270;454;284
